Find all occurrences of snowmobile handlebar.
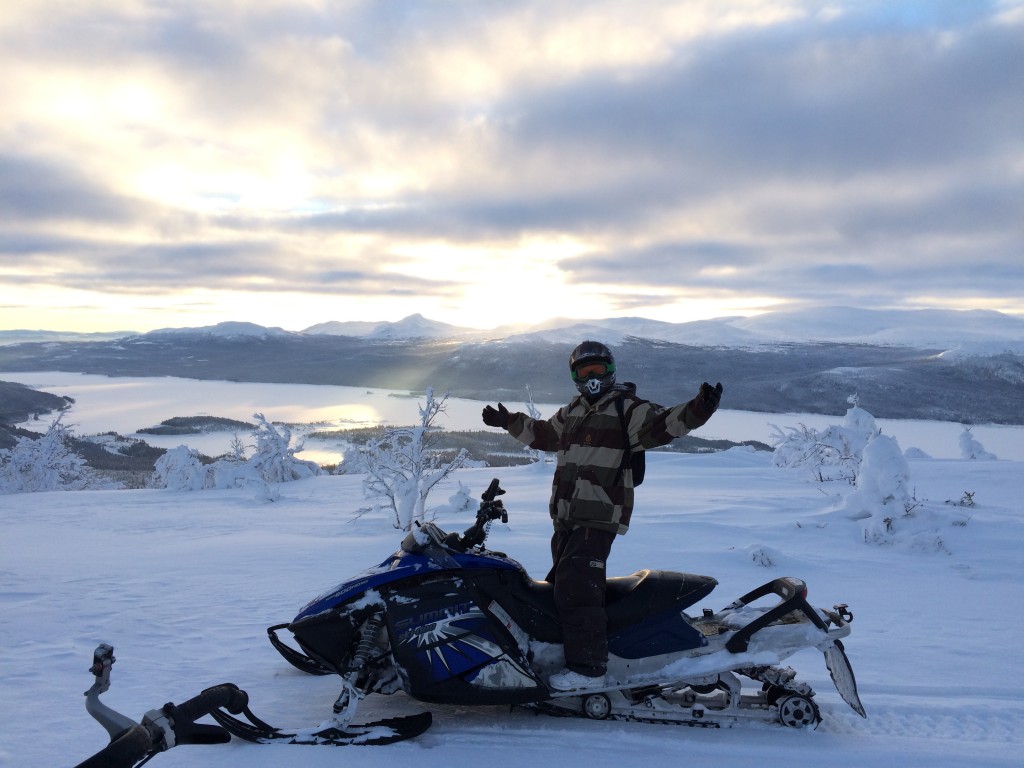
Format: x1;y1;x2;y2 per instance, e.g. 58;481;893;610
456;478;507;550
73;645;249;768
481;477;505;503
407;479;508;556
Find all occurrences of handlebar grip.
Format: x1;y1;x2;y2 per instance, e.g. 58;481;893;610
72;724;152;768
482;478;501;502
171;684;248;725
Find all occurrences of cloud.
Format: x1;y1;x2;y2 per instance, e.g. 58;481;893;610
0;0;1021;331
501;12;1021;185
0;154;146;224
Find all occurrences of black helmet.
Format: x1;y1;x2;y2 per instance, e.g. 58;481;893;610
569;341;616;398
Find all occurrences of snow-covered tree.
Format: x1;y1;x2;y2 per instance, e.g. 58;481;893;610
0;416;116;494
845;432;965;552
150;445;210;491
227;433;249;461
524;384;542;420
840;433;912;524
354;388;468;530
780;399;962;552
522;384;544;461
959;427;997;460
246;413;320;483
770;396;879;483
446;481;475;515
148;413;320;492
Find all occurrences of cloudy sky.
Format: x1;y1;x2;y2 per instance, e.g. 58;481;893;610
1;0;1022;333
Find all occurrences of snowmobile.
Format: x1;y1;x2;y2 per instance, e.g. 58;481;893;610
73;479;864;764
227;478;866;741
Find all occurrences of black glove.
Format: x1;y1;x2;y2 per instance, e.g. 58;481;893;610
699;381;723;413
482;402;510;429
685;382;723;428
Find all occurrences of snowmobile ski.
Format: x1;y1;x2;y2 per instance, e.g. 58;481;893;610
267;623;334;676
210;705;432;746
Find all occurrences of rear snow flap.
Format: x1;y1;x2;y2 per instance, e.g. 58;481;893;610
823;639;866;717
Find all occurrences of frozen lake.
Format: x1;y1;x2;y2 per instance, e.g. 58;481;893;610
3;370;1021;463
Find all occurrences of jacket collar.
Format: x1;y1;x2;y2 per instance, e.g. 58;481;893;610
571;382;637;412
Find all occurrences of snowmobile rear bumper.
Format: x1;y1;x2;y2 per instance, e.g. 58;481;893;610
722;577;829;653
717;577;865;717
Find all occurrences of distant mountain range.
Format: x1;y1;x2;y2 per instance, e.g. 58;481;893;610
4;307;1024;349
2;308;1023;424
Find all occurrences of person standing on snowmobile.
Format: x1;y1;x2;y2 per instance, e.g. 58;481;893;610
481;340;723;691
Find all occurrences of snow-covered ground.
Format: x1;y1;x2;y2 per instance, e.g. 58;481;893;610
2;446;1022;766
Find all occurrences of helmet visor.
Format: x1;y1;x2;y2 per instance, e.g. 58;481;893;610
572;361;613;380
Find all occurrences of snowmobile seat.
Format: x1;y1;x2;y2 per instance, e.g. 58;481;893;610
501;569;717;642
604;570;718;628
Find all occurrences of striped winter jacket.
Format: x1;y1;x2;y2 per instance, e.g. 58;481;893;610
506;383;707;535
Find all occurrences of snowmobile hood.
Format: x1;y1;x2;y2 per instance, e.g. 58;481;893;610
292;546;526;622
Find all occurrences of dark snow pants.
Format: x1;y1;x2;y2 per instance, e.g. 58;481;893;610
547;525;616;677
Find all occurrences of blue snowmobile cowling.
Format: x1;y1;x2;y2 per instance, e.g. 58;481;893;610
293;546;527;623
265;478;865;735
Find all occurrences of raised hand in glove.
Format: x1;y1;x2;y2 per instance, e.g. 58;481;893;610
684;381;723;429
699;381;723;412
482;402;510;429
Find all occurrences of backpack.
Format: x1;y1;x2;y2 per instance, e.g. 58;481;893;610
614;396;645;486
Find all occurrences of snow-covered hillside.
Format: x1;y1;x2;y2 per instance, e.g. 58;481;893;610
2;450;1021;767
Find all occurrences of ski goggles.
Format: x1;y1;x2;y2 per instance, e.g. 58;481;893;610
572;361;614;380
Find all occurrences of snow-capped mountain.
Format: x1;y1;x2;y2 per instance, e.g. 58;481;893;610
297;308;1024;350
303;313;489;340
138;322;297;340
507;316;690;345
0;329;135;346
724;307;1024;348
5;308;1022;349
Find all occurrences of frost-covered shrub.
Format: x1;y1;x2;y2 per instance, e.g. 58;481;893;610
0;417;116;494
149;446;210;491
148;413;320;492
770;399;879;483
443;481;475;515
959;427;997;460
771;398;965;552
246;414;320;483
841;433;913;536
830;428;960;552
